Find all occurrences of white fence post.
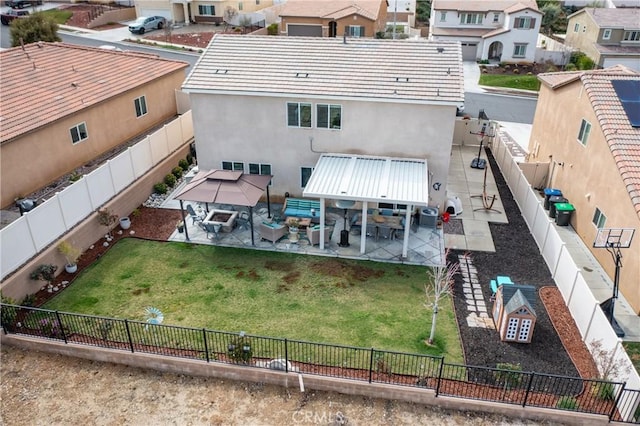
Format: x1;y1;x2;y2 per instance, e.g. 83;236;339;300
55;193;68;231
583;300;600;342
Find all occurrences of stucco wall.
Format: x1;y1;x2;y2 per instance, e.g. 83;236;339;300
281;14;383;38
0;71;185;209
527;83;640;314
189;94;456;209
565;14;601;63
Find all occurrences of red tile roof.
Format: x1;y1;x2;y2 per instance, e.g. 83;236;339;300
0;42;188;143
542;66;640;219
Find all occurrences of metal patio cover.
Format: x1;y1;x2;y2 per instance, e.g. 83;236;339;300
174;169;271;207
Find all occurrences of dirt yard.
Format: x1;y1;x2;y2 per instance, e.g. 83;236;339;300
1;345;563;425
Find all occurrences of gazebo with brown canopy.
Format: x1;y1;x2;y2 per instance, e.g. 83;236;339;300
173;169;272;245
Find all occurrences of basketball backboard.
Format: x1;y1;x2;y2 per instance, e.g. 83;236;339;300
593;228;635;249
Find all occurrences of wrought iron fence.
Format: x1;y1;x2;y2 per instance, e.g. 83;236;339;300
1;303;638;423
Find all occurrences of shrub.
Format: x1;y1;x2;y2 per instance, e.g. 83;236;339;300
57;240;81;265
186;153;193;165
97;208;118;238
565;63;577;71
172;166;183;179
267;23;278;35
494;363;524;389
21;293;36;307
178;159;189;171
556;396;578;410
227;335;252;364
30;264;58;286
164;173;176;187
154;182;168;194
593;382;616;400
478;59;490;64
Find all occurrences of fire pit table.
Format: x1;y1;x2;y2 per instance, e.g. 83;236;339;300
203;209;238;233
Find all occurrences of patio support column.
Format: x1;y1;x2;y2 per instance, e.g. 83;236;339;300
179;200;190;241
360;201;368;254
266;186;271;218
319;198;326;249
401;205;412;259
249;206;255;246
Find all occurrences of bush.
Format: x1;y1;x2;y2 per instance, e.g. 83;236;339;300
556;396;578;410
228;335;252;364
565;63;577;71
172;166;183;179
267;23;278;35
154;182;168;194
478;59;490;64
593;382;616;400
186;153;193;165
178;159;189;171
164;173;176;187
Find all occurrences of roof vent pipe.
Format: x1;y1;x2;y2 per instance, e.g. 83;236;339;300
437;47;444;53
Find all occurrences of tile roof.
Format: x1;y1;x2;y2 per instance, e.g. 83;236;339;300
280;0;385;21
593;42;640;56
540;65;640;219
0;43;188;143
433;0;539;13
571;7;640;29
483;28;510;38
183;35;464;105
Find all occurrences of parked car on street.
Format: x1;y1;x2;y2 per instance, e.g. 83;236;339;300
128;16;166;34
1;8;28;25
5;0;41;9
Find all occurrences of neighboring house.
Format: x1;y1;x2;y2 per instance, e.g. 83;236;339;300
526;65;640;314
279;0;388;37
134;0;274;26
564;8;640;72
182;34;464;210
0;43;188;209
387;0;416;31
429;0;542;62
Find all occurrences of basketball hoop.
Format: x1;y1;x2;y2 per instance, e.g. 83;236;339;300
593;228;635;337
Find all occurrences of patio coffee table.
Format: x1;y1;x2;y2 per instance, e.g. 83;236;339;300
286;217;311;229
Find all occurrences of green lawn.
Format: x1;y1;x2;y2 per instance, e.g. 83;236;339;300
479;74;541;91
37;9;73;25
44;239;463;362
623;342;640;374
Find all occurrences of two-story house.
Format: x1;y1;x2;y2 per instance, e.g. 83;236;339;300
182;34;464;211
279;0;388;37
429;0;542;62
526;65;640;315
0;43;188;209
564;8;640;72
135;0;274;26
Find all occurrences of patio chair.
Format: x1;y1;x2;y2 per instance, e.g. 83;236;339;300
377;225;393;240
306;225;333;246
258;221;286;243
236;210;250;231
201;222;221;240
186;204;203;225
365;223;378;241
350;214;361;235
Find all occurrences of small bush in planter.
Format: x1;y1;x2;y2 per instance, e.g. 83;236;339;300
172;166;183;179
154;182;168;194
57;240;81;270
164;173;176;187
178;158;189;171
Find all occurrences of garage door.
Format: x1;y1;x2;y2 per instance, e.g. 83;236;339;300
461;43;478;61
602;57;640;72
288;24;322;37
139;9;171;19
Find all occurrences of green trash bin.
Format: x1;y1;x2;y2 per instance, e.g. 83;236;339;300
555;203;575;226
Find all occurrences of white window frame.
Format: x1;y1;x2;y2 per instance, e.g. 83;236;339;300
222;161;244;171
493;13;499;23
198;5;215;15
440;11;446;22
238;2;243;11
460;13;482;25
514;16;532;29
287;102;312;128
346;25;365;37
577;118;591;145
513;43;527;58
249;163;272;185
602;29;612;40
623;31;640;41
316;104;342;130
70;122;88;144
592;207;606;229
134;95;147;118
574;23;580;33
301;167;313;188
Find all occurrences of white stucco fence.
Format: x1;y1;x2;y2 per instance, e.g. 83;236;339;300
0;112;193;281
491;129;639;420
